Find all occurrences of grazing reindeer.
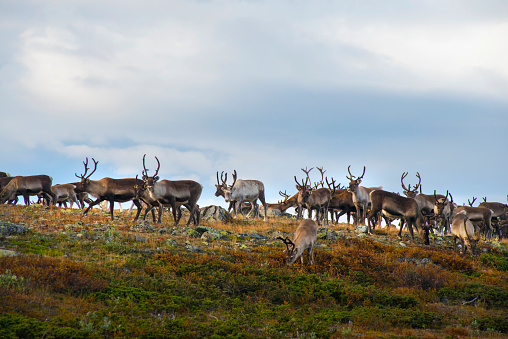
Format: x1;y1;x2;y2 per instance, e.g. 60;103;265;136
0;175;55;205
367;189;426;243
218;170;267;221
346;166;382;225
294;167;331;226
140;155;202;226
453;203;493;240
76;158;144;221
451;210;480;256
277;219;318;265
278;190;300;214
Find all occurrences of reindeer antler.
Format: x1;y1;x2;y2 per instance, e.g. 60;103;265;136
75;157;98;180
347;165;365;182
468;197;477;207
414;172;422;193
276;236;295;253
313;167;325;189
231;170;238;188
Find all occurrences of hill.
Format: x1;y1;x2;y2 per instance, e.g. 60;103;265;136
1;204;508;338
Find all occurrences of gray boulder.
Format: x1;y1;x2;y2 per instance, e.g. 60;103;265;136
200;205;231;222
0;221;29;236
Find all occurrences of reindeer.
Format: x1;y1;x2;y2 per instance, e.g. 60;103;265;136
346;166;382;226
326;179;356;224
75;158;144;221
434;190;455;235
453;203;493;240
479;197;508;239
0;175;55;205
0;177;16;204
278;190;300;214
451;210;480;255
367;189;426;243
277;219;318;265
294;167;331;226
139;155;203;226
401;172;446;217
215;171;254;214
49;183;79;208
217;170;267;221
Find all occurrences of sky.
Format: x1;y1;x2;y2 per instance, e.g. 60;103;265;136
1;0;507;212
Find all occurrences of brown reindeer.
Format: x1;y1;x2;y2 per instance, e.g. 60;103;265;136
454;203;493;240
139;155;203;226
327;179;356;224
294;167;331;226
367;189;426;243
277;219;318;265
451;210;480;255
0;175;55;205
479;197;508;239
76;158;144;221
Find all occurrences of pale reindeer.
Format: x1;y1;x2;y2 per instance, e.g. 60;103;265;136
346;166;382;226
451;210;480;256
217;170;267;221
277;219;318;265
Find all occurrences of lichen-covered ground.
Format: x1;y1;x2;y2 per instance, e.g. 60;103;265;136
1;204;507;338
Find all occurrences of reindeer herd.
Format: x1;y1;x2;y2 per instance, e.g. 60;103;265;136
1;160;507;261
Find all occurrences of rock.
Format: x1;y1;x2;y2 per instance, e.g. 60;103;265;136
200;205;232;222
130;221;155;233
166;239;178;247
201;231;227;241
181;228;201;238
0;222;29;236
355;226;369;234
0;249;18;257
186;245;204;253
268;230;291;239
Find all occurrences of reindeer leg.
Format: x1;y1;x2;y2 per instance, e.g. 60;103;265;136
109;199;116;220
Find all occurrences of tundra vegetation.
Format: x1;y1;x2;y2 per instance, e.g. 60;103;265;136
1;203;508;338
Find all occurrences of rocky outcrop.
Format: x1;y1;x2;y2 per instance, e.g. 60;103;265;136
0;221;29;236
200;206;232;222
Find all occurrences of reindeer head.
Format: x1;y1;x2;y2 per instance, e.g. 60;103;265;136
215;171;228;197
222;170;238;202
276;236;298;265
75;157;98;189
401;172;421;199
142;154;160;192
294;167;325;203
434;190;451;216
346;165;365;193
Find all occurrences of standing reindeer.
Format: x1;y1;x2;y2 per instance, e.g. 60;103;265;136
139;155;202;226
216;170;267;221
277;219;318;265
75;158;144;221
346;166;382;226
367;188;426;243
294;167;332;226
